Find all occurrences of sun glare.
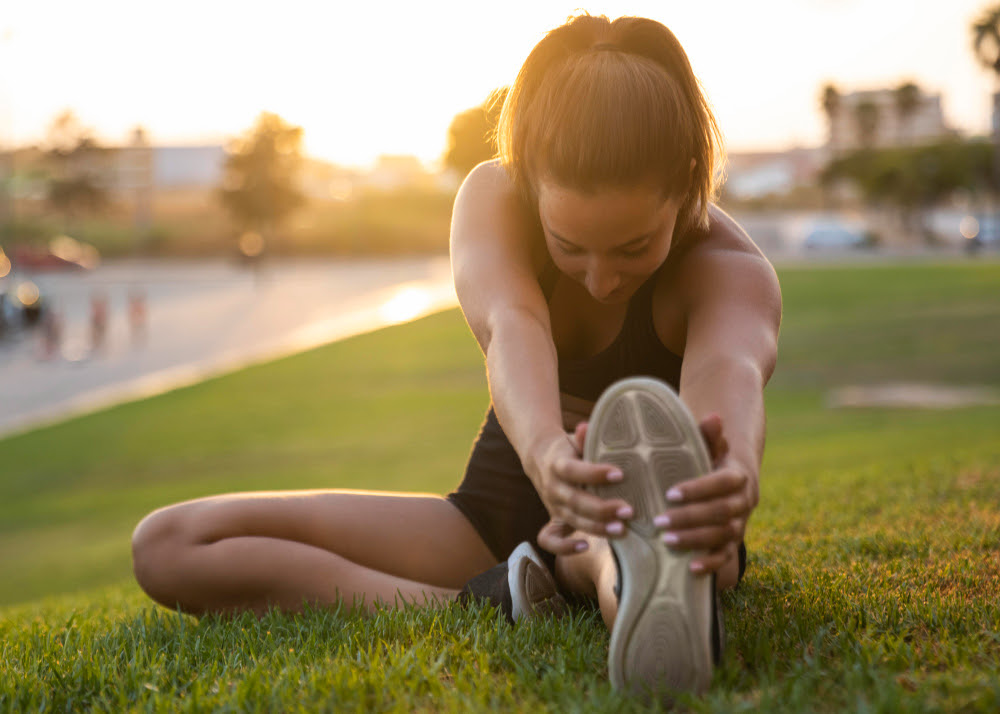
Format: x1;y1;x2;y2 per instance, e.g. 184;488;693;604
959;215;980;240
3;0;992;165
16;281;40;306
378;286;434;325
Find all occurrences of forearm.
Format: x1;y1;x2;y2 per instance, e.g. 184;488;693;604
680;357;766;505
485;309;566;485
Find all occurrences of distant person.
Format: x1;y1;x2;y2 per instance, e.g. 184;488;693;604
128;287;147;346
39;306;63;361
89;291;109;354
132;13;781;704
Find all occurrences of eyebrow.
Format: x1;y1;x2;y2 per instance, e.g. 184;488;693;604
546;226;653;250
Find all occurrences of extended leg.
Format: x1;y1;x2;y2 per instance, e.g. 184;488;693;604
554;533;740;630
132;490;497;616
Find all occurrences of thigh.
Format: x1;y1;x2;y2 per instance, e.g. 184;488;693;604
137;489;499;589
449;406;552;563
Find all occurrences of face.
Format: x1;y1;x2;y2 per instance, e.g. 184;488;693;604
536;180;682;305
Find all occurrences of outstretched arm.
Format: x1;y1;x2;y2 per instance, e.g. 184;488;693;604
450;162;630;541
664;214;782;576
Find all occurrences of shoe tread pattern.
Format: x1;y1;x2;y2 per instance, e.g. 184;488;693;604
585;377;714;702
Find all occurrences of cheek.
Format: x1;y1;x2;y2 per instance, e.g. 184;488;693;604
545;241;582;274
550;254;586;280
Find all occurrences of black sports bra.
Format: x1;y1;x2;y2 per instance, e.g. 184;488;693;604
539;262;683;402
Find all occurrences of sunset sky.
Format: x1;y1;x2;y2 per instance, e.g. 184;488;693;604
1;0;996;168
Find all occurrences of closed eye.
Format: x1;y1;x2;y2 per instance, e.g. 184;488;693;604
618;244;648;257
556;240;584;255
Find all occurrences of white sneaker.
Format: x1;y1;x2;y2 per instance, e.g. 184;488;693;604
585;377;717;700
457;541;566;624
507;541;566;623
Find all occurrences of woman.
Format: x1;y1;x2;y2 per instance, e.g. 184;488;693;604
131;13;780;700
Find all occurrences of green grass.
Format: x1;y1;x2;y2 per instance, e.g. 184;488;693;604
2;262;999;712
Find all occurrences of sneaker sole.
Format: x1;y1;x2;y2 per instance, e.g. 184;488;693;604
508;542;567;622
584;377;714;698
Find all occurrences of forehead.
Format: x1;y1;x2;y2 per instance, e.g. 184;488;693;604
537;182;673;243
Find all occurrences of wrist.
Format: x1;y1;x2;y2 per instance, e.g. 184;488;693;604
523;428;571;485
724;451;760;506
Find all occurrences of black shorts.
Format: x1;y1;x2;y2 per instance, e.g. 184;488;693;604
447;406;746;583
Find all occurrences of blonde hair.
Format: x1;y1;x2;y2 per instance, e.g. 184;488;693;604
496;14;724;234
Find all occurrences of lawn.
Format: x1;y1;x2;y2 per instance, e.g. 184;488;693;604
1;261;998;712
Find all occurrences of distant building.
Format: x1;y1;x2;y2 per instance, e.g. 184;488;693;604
826;87;955;154
45;142;226;195
723;147;827;200
152;145;226;189
365;154;428;191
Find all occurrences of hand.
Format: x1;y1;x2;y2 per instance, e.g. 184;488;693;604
531;422;635;554
653;414;756;576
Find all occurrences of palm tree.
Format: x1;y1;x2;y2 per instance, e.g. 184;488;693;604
821;83;841;151
894;82;921;146
854;99;880;150
972;7;1000;76
972;5;1000;193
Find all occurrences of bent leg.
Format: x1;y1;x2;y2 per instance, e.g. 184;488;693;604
132;490;497;616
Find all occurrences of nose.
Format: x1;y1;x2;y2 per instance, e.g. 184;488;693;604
584;261;621;301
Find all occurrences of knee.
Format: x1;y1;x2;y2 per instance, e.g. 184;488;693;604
131;503;194;605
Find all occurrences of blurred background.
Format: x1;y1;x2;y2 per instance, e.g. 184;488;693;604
2;0;1000;434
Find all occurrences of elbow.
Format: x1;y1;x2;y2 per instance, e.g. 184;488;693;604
684;353;767;393
759;336;779;385
483;304;553;363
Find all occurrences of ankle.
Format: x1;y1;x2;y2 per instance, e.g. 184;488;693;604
554;536;612;598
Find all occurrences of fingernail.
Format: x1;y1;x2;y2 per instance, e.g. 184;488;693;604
653;514;670;528
606;521;624;535
607;469;624;482
574;541;589;552
616;505;634;519
666;487;683;502
690;561;704;573
661;532;679;545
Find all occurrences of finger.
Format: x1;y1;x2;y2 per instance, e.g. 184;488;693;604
688;541;739;576
698;413;729;465
699;413;722;448
554;455;622;487
537;520;588;556
549;481;634;527
572;421;588;454
665;467;748;504
655;494;751;530
552;501;627;540
660;520;744;553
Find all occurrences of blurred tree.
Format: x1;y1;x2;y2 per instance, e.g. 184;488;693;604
45;110;94;156
972;6;1000;75
44;110;108;227
47;176;106;219
218;112;306;251
443;87;508;178
820;83;841;146
894;81;921;145
972;6;1000;192
854;100;880;149
822;140;993;241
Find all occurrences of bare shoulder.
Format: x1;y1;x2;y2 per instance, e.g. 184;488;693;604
451;160;547;270
671;205;782;316
450;161;551;352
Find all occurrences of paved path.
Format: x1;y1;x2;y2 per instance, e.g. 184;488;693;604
0;257;457;438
